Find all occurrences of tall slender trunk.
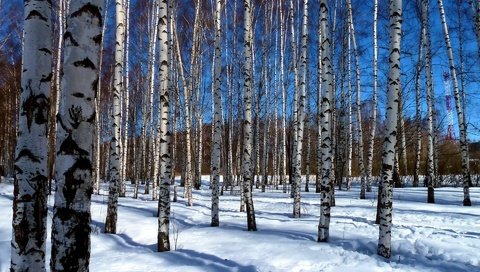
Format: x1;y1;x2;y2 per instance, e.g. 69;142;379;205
438;0;472;206
105;0;125;234
157;0;171;251
366;0;379;193
11;1;52;270
422;0;435;203
318;0;333;243
346;0;366;197
120;0;131;197
174;21;193;206
48;0;66;195
211;0;223;227
413;25;423;188
279;0;288;194
243;0;257;231
378;0;402;259
94;0;110;195
50;1;103;270
316;6;323;194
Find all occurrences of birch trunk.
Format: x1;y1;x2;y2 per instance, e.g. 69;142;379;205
318;0;333;242
279;0;288;194
316;9;323;194
378;0;401;259
158;0;171;251
174;22;193;206
50;1;103;269
11;0;52;270
243;0;257;231
438;0;472;206
105;0;125;234
120;0;131;197
346;0;366;197
422;0;435;203
413;25;423;188
94;0;110;195
366;0;379;193
211;0;223;227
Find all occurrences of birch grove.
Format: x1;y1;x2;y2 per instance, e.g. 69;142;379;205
4;0;480;268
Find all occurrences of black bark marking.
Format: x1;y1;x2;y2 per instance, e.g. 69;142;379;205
73;58;96;70
40;72;53;83
58;134;89;156
71;3;103;25
72;92;85;98
26;10;47;21
16;149;41;163
93;34;102;45
64;31;79;46
68;105;84;129
63;157;92;207
22;91;49;131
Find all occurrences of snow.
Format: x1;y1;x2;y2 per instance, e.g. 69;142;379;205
0;177;479;272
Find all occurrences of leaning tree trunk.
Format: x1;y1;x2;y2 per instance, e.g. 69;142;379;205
211;0;223;227
157;0;171;252
50;1;103;270
423;0;435;203
105;0;125;234
318;0;333;243
11;0;52;270
438;0;472;206
243;0;257;231
377;0;401;259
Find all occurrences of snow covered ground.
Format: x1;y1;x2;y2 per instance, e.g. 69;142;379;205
1;177;479;272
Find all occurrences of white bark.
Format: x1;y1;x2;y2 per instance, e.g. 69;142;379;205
120;0;131;197
279;0;288;194
318;0;333;242
11;0;52;270
105;0;125;234
378;0;402;259
157;0;171;252
51;1;103;270
366;0;379;193
438;0;472;206
422;0;435;203
243;0;257;231
211;0;223;227
292;0;308;217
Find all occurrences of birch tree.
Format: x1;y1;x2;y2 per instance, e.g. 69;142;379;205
211;0;223;227
105;0;126;234
423;0;435;203
11;0;52;270
318;0;333;242
366;0;379;194
346;0;366;198
50;1;103;270
158;0;171;252
378;0;402;259
243;0;257;231
438;0;472;206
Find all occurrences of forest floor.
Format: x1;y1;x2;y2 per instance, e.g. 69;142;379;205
0;177;479;272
